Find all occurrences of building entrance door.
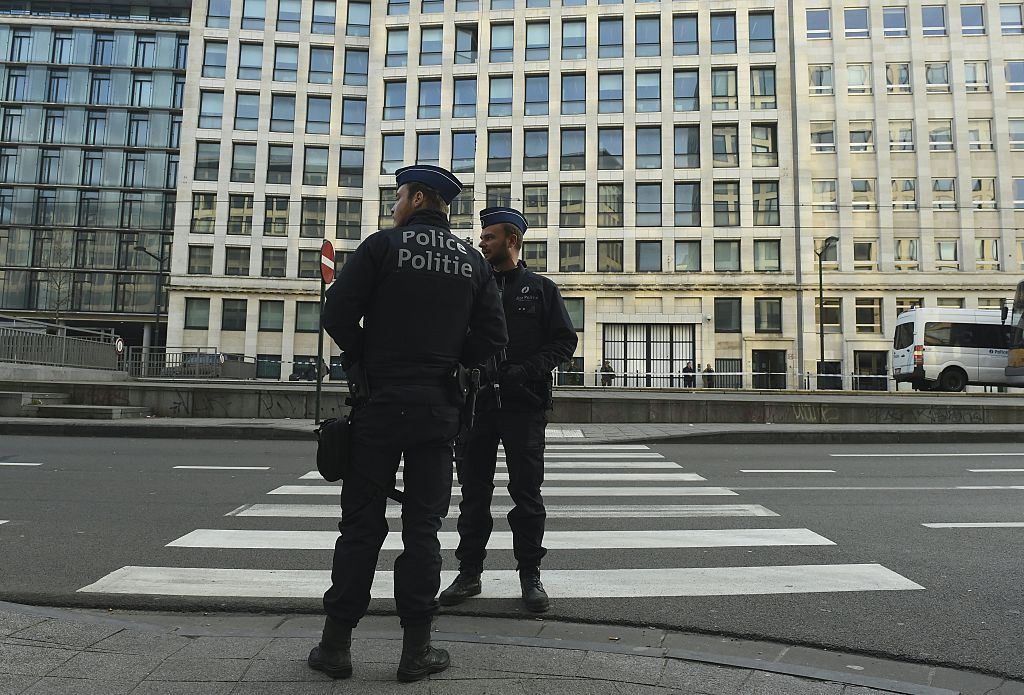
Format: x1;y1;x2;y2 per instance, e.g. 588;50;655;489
602;324;696;387
752;350;787;389
854;350;888;391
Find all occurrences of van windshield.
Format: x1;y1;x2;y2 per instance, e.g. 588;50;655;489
923;322;1009;349
893;322;914;349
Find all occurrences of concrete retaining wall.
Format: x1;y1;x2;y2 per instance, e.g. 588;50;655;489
0;364;129;382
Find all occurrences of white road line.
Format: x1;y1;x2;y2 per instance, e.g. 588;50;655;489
923;522;1024;528
739;470;835;474
0;520;7;525
304;461;684;474
78;564;924;598
299;471;703;482
168;528;833;550
968;469;1024;473
229;503;780;519
173;466;270;471
541;445;650;451
500;453;665;459
831;453;1024;458
268;485;737;497
731;486;1024;491
0;462;42;467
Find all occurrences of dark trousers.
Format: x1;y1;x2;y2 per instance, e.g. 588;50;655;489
323;402;459;628
454;408;547;574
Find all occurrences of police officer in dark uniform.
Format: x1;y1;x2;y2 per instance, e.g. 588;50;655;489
308;166;507;682
439;207;577;613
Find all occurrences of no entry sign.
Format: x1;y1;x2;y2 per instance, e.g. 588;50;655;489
320;240;335;284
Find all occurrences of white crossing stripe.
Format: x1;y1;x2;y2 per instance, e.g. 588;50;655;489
168;528;832;550
268;485;737;497
968;469;1024;473
229;503;779;519
500;453;665;459
174;466;270;471
541;445;650;451
831;452;1024;458
732;486;1024;491
299;471;704;482
0;520;7;525
78;564;924;598
546;429;584;439
0;462;42;467
304;461;684;475
740;470;835;474
923;522;1024;528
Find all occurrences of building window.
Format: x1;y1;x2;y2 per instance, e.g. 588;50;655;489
850;121;874;153
234;93;259;131
559;241;584;272
562;19;586;59
598;72;624;113
714;297;741;332
895;238;919;268
417;132;440;166
926;62;950;92
224;250;250;278
227;195;254;235
674;69;699;111
560;185;584;227
524;75;548;116
922;5;947;35
889;120;914;151
386;28;408;67
188;246;213;275
486;185;510;208
965;61;990;91
1002;3;1024;33
384;81;407;121
1007;61;1024;90
312;0;336;33
853;240;877;270
449;187;473;228
521;129;546;171
754;240;780;271
714;240;740;271
451;132;477;173
307;47;333;84
44;109;65;144
296;302;321;332
339;148;363;187
855;298;882;333
266;144;293;185
711;13;737;53
242;0;265;29
636;127;661;169
809;65;834;95
231;144;257;183
598;241;623;272
523;185;548;228
341;98;366;136
203;41;227;78
962;5;986;34
238;43;263;80
191;193;216;233
455;25;479;64
336;198;362;240
883;6;908;36
560;129;585;171
636;241;662;272
264;196;289;236
522;21;550;62
754;298;782;333
347;0;370;36
343;48;368;86
674;126;700;168
976;238;1000;268
454;77;478;118
489;76;513;117
812;180;838;212
301;198;327;237
752;181;779;226
711;68;738;110
847;64;872;94
523;241;547;271
712;124;739;167
929;120;954;151
491;23;514;62
932;178;957;209
420;27;443;66
199;91;224;129
674;241;700;272
184;298;210;329
270;94;295;132
597;184;623;228
852;179;876;210
751;124;778;165
845;7;870;37
258;300;284;331
636;72;661;112
305;97;331;135
47;70;69;103
303;147;329;186
636;184;662;226
751;67;776;109
673;183;700;226
595;127;623;171
1011;119;1024;150
886;63;911;93
892;179;918;210
673;15;698;54
487;130;512;172
298;249;320;278
636;17;660;56
260;249;286;279
418;79;442;119
714;182;740;226
562;74;586;115
274;45;298;82
806;8;831;38
969;120;994;150
278;0;300;31
749;12;775;51
194;142;220;181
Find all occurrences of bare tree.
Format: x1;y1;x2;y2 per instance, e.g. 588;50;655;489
41;229;74;330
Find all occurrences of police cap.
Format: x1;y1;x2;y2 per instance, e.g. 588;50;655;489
395;165;464;205
479;206;528;234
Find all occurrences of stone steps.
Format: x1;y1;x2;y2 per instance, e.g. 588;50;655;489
0;391;70;417
34;404;152;420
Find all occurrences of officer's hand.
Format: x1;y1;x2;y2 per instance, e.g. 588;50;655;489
499;364;528;386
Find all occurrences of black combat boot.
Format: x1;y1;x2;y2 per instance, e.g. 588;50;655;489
397;622;450;682
519;567;550;613
438;571;482;606
307;616;352;679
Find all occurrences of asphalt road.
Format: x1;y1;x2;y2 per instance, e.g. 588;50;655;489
0;435;1022;679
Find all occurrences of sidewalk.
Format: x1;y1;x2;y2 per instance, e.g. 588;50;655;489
2;417;1024;444
1;602;1018;695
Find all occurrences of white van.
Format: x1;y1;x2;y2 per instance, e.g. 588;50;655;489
892;308;1012;392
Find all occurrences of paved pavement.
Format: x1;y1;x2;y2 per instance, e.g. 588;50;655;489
3;602;1019;695
2;417;1024;443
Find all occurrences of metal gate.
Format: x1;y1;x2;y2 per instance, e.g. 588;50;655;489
602;324;696;387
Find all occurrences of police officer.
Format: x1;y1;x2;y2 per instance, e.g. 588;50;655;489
308;166;507;682
440;207;578;613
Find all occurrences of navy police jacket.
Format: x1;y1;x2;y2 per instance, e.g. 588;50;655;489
322;209;508;404
480;260;578;411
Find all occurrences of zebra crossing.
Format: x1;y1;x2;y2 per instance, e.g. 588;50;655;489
78;443;924;599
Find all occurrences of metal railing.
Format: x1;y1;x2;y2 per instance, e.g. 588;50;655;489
557;369;901;392
0;314;119;370
125;346;257;379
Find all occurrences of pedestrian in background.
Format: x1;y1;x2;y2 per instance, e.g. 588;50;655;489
600;360;615;386
440;207;577;614
309;165;507;682
682;360;696;388
703;363;716;388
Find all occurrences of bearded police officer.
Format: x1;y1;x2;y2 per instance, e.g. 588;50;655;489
308;166;507;682
440;207;578;613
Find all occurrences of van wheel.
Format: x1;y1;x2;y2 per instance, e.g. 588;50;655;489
938;368;967;392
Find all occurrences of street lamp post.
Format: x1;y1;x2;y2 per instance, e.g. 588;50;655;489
135;241;168;374
815;236;840;388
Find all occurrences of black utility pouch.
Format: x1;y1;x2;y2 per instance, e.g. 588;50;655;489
314;416;351;482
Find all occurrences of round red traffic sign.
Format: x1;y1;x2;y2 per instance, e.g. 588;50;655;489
320;240;335;284
113;336;125;355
